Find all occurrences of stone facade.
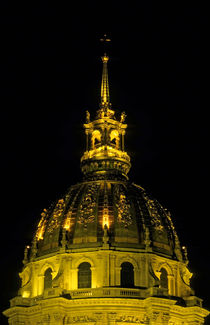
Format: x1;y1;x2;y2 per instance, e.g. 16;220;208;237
4;248;209;324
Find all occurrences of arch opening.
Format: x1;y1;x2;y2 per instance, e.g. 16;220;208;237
160;267;168;289
44;268;52;290
78;262;91;288
110;129;119;149
120;262;134;288
92;130;101;149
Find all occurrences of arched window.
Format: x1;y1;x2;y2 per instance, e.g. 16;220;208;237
78;262;91;288
110;129;119;149
121;262;134;288
91;130;101;149
44;268;52;289
160;268;168;289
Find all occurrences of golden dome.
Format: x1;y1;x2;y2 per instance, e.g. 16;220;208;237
33;180;184;263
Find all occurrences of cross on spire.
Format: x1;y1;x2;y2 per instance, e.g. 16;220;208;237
100;34;111;51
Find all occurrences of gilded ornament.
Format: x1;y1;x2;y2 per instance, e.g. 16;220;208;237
48;199;65;233
115;185;132;227
78;184;99;228
144;194;163;232
36;208;48;240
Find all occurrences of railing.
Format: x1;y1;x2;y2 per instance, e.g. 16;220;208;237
10;286;172;307
70;287;143;299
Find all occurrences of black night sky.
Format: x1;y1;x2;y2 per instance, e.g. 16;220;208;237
0;2;209;324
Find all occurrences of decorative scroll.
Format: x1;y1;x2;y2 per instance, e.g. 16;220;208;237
180;266;192;285
78;184;99;228
115;185;132;228
48;199;65;233
64;315;96;324
116;314;149;323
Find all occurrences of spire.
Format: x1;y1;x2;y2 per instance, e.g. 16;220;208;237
100;54;110;107
99;34;111;110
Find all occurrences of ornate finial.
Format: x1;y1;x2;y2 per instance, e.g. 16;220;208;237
23;245;30;265
182;246;189;265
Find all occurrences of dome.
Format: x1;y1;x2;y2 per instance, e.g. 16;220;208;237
33;180;183;262
31;53;184;263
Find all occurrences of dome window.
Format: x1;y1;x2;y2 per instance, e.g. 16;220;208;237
160;268;168;289
44;268;52;290
78;262;91;289
120;262;134;288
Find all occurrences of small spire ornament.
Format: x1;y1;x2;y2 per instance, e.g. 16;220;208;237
23;245;30;265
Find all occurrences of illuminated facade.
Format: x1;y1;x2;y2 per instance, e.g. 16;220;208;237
3;53;209;324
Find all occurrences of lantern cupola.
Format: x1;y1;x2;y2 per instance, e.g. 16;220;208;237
81;54;131;180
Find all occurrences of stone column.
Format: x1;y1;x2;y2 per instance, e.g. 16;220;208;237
167;274;174;296
38;274;45;295
91;266;96;288
115;266;121;286
71;267;78;289
110;254;116;286
134;267;141;287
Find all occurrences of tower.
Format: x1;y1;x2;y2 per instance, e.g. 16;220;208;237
3;52;209;325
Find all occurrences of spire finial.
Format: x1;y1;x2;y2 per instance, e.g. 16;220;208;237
100;34;111;109
101;53;110;107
